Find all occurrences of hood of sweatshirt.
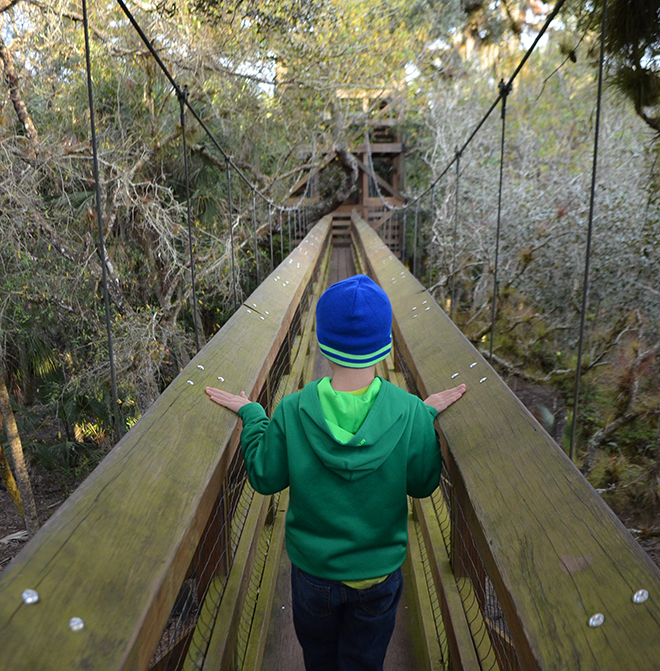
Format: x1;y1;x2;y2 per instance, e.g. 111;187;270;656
297;379;409;481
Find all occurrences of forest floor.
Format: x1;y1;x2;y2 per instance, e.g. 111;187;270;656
2;378;660;573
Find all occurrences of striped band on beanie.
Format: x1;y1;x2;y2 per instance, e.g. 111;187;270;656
316;274;392;369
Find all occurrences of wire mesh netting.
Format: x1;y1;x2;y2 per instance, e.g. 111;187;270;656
393;337;522;671
412;514;450;670
147;234;326;671
233;491;282;670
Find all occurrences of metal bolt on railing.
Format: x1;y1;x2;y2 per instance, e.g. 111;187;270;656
21;590;39;605
470;362;478;368
451;373;459;379
633;589;649;604
69;617;84;632
588;613;604;627
197;365;205;370
217;377;225;382
479;377;487;383
187;381;194;385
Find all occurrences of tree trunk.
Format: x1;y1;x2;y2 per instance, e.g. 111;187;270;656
0;443;23;518
0;27;39;157
0;375;39;535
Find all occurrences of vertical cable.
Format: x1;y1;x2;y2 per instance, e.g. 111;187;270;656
287;210;292;253
387;206;392;249
179;88;201;353
280;210;284;261
252;190;260;284
489;81;511;364
451;150;461;321
570;0;608;461
430;185;435;286
82;0;122;438
402;209;407;265
413;202;419;278
226;166;238;310
268;204;274;270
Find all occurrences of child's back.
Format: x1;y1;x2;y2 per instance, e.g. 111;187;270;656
206;274;465;671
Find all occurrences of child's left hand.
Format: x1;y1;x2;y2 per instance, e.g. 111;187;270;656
205;387;252;413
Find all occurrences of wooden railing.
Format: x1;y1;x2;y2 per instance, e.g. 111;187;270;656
352;213;660;671
4;211;660;671
0;217;332;671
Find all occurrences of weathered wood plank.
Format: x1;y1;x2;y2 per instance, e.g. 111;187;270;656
407;512;447;671
241;490;289;671
195;492;270;671
414;498;482;671
352;214;660;671
0;218;332;671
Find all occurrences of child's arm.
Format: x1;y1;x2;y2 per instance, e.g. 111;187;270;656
424;384;466;413
205;386;289;494
205;387;252;413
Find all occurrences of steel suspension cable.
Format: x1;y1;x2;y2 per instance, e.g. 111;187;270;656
450;150;460;321
179;88;201;353
402;209;407;265
489;81;512;364
363;0;569;218
252;190;260;285
115;0;311;215
226;165;238;309
413;202;419;277
287;211;292;252
570;0;608;462
82;0;122;439
268;204;274;270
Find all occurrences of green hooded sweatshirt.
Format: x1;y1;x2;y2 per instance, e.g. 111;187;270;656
237;378;441;581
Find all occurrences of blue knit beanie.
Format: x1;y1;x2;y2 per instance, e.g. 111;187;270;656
316;274;392;368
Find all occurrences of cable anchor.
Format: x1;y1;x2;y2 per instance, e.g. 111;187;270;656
498;80;512;119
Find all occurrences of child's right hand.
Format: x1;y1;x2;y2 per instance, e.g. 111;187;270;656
424;384;466;413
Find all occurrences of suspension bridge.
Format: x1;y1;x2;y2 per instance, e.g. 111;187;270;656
1;214;660;671
2;0;660;668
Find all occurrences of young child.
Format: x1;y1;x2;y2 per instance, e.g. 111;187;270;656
205;274;466;671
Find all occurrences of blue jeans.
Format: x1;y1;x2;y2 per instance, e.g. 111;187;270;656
291;564;403;671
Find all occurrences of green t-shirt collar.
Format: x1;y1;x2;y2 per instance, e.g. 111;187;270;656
317;376;382;444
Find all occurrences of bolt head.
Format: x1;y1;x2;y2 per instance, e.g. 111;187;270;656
633;589;649;604
588;613;604;627
21;589;39;605
69;617;85;632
